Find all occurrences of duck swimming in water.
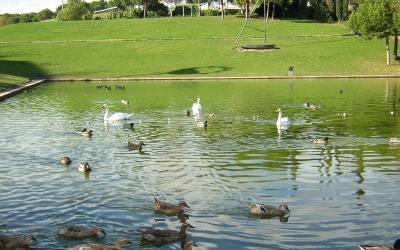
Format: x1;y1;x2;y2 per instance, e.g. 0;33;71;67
55;224;106;237
154;198;190;214
61;157;72;164
0;234;37;248
128;141;145;151
247;203;290;215
359;239;400;250
70;238;132;250
137;223;194;243
79;162;92;172
312;137;329;144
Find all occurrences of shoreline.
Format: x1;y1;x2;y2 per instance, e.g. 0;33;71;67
1;74;400;101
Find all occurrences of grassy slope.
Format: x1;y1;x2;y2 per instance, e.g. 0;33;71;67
0;16;398;89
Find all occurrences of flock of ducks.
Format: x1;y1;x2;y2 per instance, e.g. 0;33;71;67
14;94;397;249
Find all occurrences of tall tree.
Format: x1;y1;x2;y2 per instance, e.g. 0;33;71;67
348;0;394;64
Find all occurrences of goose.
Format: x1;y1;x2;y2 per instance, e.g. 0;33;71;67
154;198;190;214
0;234;37;248
312;137;329;144
247;203;290;215
137;223;194;243
184;241;198;250
276;108;291;129
69;238;132;250
388;138;400;144
55;224;106;237
192;96;202;115
79;162;92;172
128;141;145;151
102;104;133;121
359;239;400;250
61;157;72;164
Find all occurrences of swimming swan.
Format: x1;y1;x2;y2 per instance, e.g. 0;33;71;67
192;96;202;115
102;104;133;121
276;108;291;129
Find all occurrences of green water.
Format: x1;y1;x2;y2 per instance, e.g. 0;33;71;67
0;79;399;250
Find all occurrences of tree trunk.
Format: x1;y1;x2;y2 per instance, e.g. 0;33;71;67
246;0;249;19
394;34;398;59
266;1;270;23
143;4;147;19
386;36;391;65
272;2;275;20
221;0;225;19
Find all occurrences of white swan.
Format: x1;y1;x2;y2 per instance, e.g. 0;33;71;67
276;108;291;129
192;95;202;115
102;104;133;121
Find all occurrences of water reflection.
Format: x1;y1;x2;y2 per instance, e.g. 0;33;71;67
0;79;400;250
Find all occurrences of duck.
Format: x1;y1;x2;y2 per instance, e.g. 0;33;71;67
312;137;329;144
388;138;400;144
184;241;198;250
79;162;92;172
121;99;130;105
55;224;106;237
154;197;190;214
208;113;215;117
192;95;202;115
75;128;87;134
77;130;93;137
70;238;132;250
0;234;37;248
137;223;195;243
61;157;72;164
310;104;317;111
247;203;290;215
102;104;133;121
276;108;291;129
184;110;191;116
123;123;134;128
128;141;145;151
359;239;400;250
196;119;207;128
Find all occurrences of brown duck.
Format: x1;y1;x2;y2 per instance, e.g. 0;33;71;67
0;234;37;248
137;223;194;243
247;203;290;215
128;141;145;151
70;238;132;250
184;241;198;250
154;197;190;214
55;225;106;237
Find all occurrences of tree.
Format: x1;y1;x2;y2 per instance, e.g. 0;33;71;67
348;0;394;64
36;8;54;21
58;0;92;21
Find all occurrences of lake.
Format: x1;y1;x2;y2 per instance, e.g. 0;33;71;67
0;79;399;250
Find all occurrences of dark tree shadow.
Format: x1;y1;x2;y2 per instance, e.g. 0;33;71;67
0;60;48;90
165;66;234;75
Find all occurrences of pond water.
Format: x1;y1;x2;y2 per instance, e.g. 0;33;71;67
0;79;400;250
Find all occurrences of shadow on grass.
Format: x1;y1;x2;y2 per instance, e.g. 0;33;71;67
166;66;234;75
0;60;48;90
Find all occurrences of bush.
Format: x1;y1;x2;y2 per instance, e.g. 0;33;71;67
0;16;7;26
202;9;220;16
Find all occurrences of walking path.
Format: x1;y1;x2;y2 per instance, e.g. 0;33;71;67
0;79;46;101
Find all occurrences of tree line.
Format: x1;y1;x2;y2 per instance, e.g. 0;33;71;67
0;0;357;25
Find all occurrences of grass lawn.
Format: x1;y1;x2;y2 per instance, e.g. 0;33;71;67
0;16;399;90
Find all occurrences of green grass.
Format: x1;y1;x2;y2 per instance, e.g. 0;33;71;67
0;16;399;90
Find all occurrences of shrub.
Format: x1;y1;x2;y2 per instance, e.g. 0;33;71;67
0;16;6;26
